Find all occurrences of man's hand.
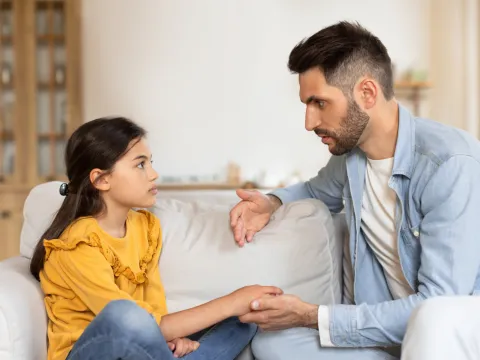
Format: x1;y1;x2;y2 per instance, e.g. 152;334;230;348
229;189;282;247
238;294;318;331
167;338;200;358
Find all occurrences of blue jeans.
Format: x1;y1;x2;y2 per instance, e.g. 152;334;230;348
66;299;257;360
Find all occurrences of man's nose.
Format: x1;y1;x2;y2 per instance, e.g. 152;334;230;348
305;106;321;131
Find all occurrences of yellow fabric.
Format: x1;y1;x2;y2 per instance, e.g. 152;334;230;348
40;209;168;360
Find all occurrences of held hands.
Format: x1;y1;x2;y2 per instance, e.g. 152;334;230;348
238;294;318;331
227;285;284;317
229;189;280;247
167;337;200;358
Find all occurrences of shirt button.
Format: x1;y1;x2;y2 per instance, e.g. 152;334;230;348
413;230;420;238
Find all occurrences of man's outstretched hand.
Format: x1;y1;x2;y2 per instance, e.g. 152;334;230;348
229;189;282;247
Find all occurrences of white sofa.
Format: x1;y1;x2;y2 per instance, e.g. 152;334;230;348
0;182;347;360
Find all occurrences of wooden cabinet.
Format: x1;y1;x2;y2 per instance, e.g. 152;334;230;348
0;0;82;260
0;190;25;259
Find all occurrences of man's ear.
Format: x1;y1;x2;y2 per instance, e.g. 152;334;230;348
356;78;378;110
90;169;110;191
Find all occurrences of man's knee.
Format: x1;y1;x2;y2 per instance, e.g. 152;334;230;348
251;328;321;360
99;300;161;341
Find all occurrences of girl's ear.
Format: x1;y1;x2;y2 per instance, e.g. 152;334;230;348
90;169;110;191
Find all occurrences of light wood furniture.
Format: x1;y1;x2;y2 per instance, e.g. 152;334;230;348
0;0;82;260
394;81;432;116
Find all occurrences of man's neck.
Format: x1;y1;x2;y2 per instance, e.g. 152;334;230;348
360;101;399;160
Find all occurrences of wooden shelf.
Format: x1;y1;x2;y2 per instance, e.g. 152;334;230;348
36;1;64;11
38;82;65;90
0;83;14;91
157;182;271;191
37;34;65;44
0;2;12;11
394;81;432;89
0;130;14;141
38;133;67;140
394;81;432;116
0;36;13;45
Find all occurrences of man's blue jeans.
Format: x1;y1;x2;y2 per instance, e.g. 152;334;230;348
66;299;257;359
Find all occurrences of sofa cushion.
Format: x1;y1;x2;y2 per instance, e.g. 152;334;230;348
20;181;343;311
153;197;343;313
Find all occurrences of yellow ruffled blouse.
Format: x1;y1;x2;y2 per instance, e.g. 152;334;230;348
40;209;167;360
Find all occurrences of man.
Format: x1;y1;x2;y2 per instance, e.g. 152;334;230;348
229;21;480;359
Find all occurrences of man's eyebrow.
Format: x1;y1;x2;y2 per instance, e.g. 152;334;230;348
305;95;326;104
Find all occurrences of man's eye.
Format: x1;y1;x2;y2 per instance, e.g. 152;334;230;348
317;100;325;108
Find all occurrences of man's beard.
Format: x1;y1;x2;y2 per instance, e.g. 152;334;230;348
315;100;370;156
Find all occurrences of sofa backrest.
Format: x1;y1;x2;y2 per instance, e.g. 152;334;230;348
20;181;65;258
20;181;344;313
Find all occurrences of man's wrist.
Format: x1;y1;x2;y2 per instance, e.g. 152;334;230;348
301;303;319;329
267;194;282;213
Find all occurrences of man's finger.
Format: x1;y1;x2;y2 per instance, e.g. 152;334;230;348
246;230;255;242
238;217;247;245
236;188;258;201
233;217;245;245
230;204;242;228
238;311;264;324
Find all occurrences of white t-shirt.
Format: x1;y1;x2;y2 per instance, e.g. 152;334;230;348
318;157;414;347
361;157;414;299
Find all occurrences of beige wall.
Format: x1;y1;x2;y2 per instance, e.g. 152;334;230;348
429;0;479;137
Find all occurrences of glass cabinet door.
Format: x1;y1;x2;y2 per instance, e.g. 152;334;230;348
0;1;16;184
35;0;67;181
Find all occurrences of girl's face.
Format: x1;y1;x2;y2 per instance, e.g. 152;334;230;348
97;138;159;210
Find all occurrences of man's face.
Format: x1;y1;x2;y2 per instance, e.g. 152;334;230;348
299;68;369;155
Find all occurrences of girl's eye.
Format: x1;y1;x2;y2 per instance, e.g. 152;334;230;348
137;161;145;169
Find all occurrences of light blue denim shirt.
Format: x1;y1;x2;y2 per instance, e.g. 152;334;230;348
271;104;480;347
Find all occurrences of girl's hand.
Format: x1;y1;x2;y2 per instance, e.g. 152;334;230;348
227;285;283;317
167;338;200;358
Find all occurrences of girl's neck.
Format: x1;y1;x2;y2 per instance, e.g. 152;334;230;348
95;202;130;239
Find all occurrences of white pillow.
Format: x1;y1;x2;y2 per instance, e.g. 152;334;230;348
153;198;343;313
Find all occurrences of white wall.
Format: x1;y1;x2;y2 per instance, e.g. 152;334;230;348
81;0;430;184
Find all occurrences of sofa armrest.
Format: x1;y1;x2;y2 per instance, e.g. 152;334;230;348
0;256;47;360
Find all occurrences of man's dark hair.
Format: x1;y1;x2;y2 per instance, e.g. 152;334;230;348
288;21;394;100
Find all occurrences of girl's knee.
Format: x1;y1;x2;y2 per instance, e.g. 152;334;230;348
228;317;257;340
99;300;162;339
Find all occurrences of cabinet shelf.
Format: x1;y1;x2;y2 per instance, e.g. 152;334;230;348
1;36;13;45
36;34;65;44
0;2;12;11
37;82;65;90
0;131;14;141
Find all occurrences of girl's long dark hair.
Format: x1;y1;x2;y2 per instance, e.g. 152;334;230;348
30;117;146;281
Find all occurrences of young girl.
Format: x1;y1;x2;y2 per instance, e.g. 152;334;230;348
30;117;282;360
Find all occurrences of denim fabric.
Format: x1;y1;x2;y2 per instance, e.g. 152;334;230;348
66;299;256;360
271;104;480;347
